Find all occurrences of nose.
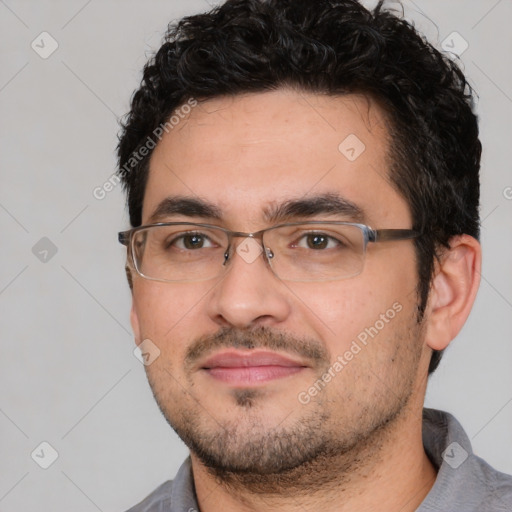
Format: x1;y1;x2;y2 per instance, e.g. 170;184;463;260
205;236;292;329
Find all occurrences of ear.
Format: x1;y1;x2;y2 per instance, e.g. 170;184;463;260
130;301;141;346
424;234;481;351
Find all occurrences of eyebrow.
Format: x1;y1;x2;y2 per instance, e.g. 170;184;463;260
264;192;365;223
147;192;365;225
148;196;223;223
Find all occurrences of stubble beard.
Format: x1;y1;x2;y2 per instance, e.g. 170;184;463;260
147;319;424;495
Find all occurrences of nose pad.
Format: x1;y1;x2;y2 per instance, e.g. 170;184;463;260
222;238;272;268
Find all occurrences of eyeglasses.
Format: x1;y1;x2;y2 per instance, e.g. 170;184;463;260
118;221;420;283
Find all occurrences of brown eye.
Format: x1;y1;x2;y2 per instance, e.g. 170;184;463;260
292;232;340;250
182;234;206;249
168;233;215;250
306;234;329;250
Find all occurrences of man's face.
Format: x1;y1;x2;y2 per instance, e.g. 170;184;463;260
129;89;431;478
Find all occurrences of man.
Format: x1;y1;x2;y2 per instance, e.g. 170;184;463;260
116;0;512;510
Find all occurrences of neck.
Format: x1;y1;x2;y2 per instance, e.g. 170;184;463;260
190;401;437;512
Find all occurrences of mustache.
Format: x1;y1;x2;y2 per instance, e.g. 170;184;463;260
184;325;330;370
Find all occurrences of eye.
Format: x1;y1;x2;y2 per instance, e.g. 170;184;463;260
294;233;341;250
169;232;216;250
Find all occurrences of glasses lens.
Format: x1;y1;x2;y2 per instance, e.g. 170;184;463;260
265;223;365;281
132;224;228;282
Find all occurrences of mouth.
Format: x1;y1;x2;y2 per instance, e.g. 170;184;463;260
200;350;309;386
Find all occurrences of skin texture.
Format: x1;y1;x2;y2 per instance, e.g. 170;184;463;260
128;89;481;512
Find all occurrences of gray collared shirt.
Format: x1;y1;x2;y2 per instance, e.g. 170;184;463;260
125;408;512;511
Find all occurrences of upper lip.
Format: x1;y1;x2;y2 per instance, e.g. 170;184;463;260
200;350;307;369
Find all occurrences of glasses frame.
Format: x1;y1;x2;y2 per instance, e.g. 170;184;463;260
118;221;420;283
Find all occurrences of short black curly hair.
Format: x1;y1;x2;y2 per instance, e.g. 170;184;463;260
117;0;481;375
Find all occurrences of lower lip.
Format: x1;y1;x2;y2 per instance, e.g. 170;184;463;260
203;365;304;385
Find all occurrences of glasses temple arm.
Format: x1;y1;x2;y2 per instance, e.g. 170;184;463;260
372;229;421;242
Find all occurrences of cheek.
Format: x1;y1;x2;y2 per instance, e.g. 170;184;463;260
291;283;421;392
287;258;417;357
133;282;209;384
287;282;381;355
132;281;207;345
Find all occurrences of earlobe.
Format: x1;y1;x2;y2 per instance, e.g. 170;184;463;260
424;235;481;351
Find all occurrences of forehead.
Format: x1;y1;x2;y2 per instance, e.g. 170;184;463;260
143;89;411;229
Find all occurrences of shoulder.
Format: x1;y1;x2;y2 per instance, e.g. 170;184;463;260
124;480;174;512
123;457;196;512
468;454;512;510
420;408;512;511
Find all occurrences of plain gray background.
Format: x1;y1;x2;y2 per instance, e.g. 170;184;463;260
1;1;511;510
